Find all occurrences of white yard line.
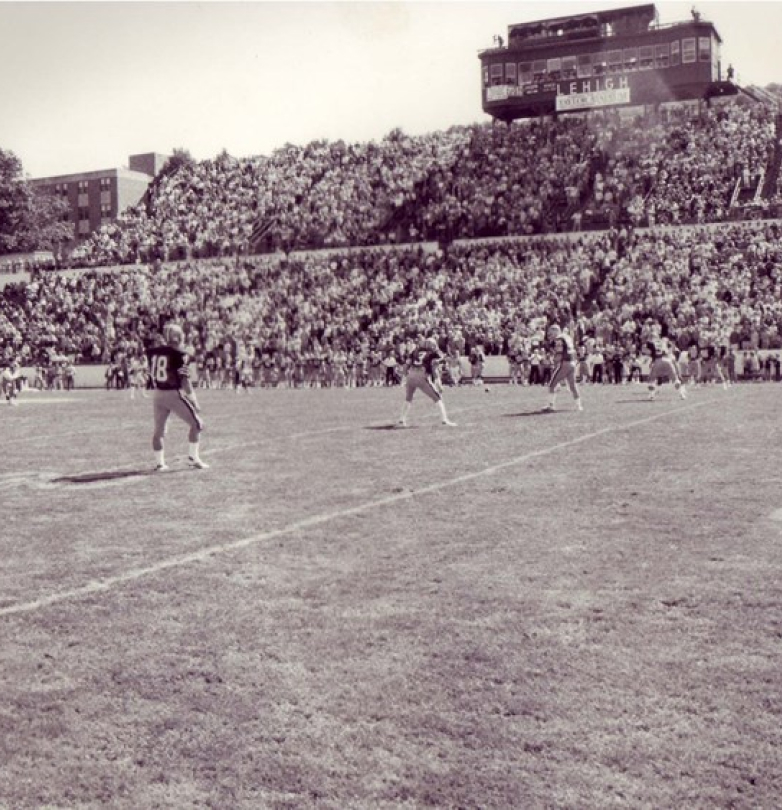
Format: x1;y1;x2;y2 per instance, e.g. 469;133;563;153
0;399;712;618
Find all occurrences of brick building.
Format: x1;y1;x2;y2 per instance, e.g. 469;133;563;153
29;152;169;249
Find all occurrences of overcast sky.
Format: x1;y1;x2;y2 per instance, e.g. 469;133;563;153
1;1;780;179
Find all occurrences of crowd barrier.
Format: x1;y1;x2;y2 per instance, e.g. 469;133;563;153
15;351;782;391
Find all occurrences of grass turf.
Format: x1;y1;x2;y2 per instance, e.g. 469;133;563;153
1;381;781;808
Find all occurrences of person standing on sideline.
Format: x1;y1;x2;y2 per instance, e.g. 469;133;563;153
398;337;457;428
543;324;583;412
146;324;209;471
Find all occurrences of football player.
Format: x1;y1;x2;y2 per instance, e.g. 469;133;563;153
699;343;730;389
398;337;457;428
645;337;687;401
1;359;22;406
146;324;208;471
543;325;583;412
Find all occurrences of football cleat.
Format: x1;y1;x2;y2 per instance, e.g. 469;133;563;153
397;418;408;428
188;456;210;469
542;404;555;412
154;463;170;472
576;401;584;412
442;418;458;427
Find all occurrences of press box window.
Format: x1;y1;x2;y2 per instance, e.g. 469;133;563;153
682;37;696;64
698;37;711;62
670;41;681;66
490;64;504;85
655;43;670;68
639;46;654;69
577;54;592;78
505;62;517;84
518;62;533;85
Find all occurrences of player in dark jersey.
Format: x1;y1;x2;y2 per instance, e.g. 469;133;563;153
644;338;687;401
699;344;729;389
543;325;583;412
146;324;208;471
398;338;457;428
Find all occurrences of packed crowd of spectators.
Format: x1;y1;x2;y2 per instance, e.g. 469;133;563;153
62;98;781;270
3;217;782;377
4;96;782;381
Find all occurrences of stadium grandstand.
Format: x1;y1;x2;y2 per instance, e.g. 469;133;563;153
3;4;782;385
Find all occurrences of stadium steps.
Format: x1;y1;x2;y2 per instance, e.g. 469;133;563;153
761;113;782;199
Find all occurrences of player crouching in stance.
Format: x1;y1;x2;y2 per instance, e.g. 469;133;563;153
644;338;687;401
146;324;209;471
543;325;583;412
398;337;457;428
1;359;22;406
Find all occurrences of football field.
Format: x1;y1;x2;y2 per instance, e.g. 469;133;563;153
1;381;781;809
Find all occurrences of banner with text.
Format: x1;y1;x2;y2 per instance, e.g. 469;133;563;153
555;86;630;111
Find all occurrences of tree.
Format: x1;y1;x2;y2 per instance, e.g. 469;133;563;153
160;147;196;179
0;149;28;253
15;188;73;253
141;147;196;214
0;148;73;254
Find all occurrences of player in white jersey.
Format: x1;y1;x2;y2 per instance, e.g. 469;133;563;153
543;325;583;412
1;359;22;406
645;338;687;400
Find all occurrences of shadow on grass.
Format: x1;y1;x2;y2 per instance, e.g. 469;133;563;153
365;424;420;431
502;409;558;418
52;468;190;485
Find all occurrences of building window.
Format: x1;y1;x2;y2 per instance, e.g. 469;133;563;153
546;57;561;80
78;220;91;235
100;177;111;189
577;53;592;78
505;62;517;84
519;61;533;85
607;49;622;73
623;47;638;71
562;55;577;79
490;64;503;85
100;204;112;219
682;37;697;64
655;43;670;68
639;46;654;69
78;180;89;192
482;66;489;87
698;36;711;62
670;40;681;66
532;59;547;79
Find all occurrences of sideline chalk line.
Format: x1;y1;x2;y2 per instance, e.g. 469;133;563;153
0;398;712;617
